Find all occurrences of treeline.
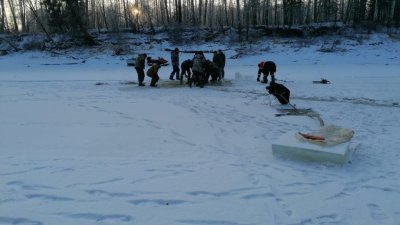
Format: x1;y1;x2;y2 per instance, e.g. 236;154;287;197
0;0;399;39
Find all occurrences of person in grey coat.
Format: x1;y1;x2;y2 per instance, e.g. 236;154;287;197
135;53;147;86
190;51;206;88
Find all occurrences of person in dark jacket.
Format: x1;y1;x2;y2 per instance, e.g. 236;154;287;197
213;50;226;80
169;48;180;80
205;60;220;82
147;63;161;87
180;59;193;81
219;50;226;79
266;82;290;105
135;53;147;86
257;61;276;83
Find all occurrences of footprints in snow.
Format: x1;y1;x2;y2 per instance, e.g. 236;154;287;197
85;189;133;198
177;219;254;225
25;194;74;201
288;214;341;225
63;213;133;222
129;199;187;206
368;203;387;223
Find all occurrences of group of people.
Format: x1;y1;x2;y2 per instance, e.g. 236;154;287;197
134;48;226;88
134;50;290;104
185;50;227;88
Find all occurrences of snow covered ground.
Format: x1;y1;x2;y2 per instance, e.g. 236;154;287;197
1;33;400;225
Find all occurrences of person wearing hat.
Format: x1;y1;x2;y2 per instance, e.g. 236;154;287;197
169;48;180;80
257;61;276;83
135;53;147;86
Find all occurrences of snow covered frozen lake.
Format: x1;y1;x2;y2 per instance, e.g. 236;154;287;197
1;34;400;225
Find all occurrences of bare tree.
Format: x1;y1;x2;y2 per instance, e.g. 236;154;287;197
222;0;229;26
274;0;278;25
26;0;52;40
208;0;214;27
389;0;396;22
236;0;241;40
100;0;109;30
190;0;195;25
18;0;26;31
163;0;170;23
313;0;318;22
203;0;208;25
0;0;5;32
7;0;19;31
305;0;311;23
177;0;182;23
262;0;270;25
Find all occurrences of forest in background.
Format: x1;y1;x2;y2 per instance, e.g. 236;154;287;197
0;0;399;50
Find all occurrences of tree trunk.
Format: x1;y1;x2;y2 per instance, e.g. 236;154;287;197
18;0;26;32
340;0;344;21
204;0;208;25
263;0;269;25
0;0;5;32
251;0;257;26
163;0;170;23
208;0;214;27
244;0;250;40
313;0;318;22
274;0;278;25
177;0;182;23
236;0;241;41
390;0;396;22
198;0;202;25
101;0;109;30
191;0;195;25
122;0;129;28
305;0;311;24
222;0;229;26
7;0;18;31
373;0;378;22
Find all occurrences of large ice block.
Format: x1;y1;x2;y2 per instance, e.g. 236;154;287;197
272;131;355;165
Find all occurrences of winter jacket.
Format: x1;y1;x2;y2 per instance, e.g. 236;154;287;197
135;54;146;69
171;51;179;66
267;82;290;105
192;54;206;74
147;64;161;77
181;60;193;70
258;61;276;76
213;51;226;67
206;60;219;74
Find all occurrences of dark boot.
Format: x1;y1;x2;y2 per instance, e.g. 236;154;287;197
188;78;193;88
151;76;159;87
261;76;268;84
